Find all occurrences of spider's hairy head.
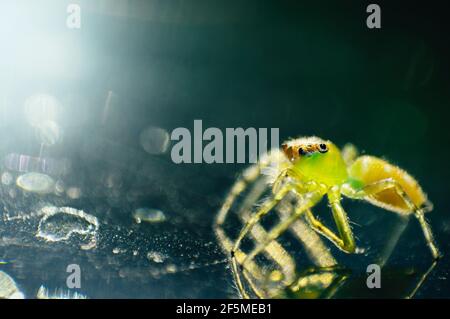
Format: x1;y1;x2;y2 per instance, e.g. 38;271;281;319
281;136;348;186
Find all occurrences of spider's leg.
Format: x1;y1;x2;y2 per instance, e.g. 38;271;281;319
304;187;356;253
277;207;337;268
215;149;284;231
214;163;263;298
272;167;302;194
289;267;350;299
215;164;259;228
230;181;302;295
215;223;266;298
407;259;438;299
343;179;441;260
305;210;345;248
231;182;297;257
215;153;294;298
236;183;298;294
271;168;288;194
242;189;324;268
230;250;264;299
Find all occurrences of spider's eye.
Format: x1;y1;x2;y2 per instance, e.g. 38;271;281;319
298;147;307;156
318;143;328;153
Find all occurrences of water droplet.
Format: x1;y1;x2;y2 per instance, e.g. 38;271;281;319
165;264;177;273
133;208;166;224
112;247;126;254
16;172;55;194
36;206;99;250
66;187;82;199
139;126;170;155
147;251;166;263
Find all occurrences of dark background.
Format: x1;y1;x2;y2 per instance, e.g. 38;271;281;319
0;0;449;298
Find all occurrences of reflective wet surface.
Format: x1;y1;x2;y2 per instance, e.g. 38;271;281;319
0;0;449;298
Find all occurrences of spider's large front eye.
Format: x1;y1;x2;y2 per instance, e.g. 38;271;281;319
318;143;328;153
298;147;307;156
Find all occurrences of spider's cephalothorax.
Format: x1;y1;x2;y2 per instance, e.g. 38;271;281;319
215;136;441;298
281;137;348;187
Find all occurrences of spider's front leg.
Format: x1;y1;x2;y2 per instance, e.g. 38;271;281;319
304;186;356;254
231;181;297;261
230;177;320;285
241;189;324;268
342;178;442;260
214;160;275;298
